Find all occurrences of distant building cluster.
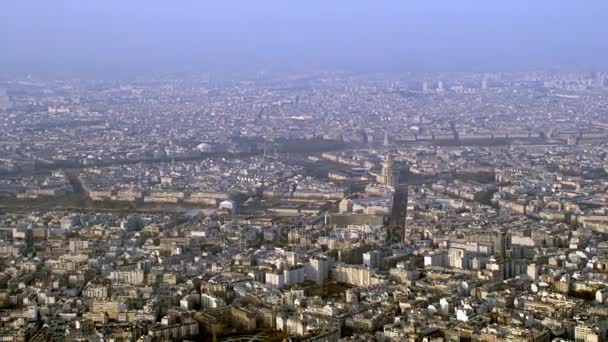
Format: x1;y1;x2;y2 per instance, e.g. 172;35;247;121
1;71;608;340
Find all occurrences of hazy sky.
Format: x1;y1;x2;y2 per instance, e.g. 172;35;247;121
1;0;607;75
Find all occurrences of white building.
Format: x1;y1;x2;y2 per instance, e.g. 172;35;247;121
596;289;608;304
109;269;144;285
331;263;385;287
456;306;476;322
266;272;285;290
305;257;329;284
448;248;466;269
286;316;306;336
219;199;236;212
284;265;305;286
439;297;458;315
575;325;602;342
201;293;225;310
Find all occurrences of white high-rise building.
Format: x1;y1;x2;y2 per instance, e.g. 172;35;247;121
448;248;466;269
306;257;329;284
284;265;305;286
266;272;285;289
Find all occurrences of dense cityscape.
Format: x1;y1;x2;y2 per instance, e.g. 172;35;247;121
0;70;608;341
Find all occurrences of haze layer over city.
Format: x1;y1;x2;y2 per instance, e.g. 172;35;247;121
1;1;608;341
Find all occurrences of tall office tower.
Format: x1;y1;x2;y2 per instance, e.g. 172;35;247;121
422;81;429;94
388;185;408;244
308;257;329;284
481;77;488;90
383;130;389;147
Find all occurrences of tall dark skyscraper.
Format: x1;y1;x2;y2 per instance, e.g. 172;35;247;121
389;185;408;244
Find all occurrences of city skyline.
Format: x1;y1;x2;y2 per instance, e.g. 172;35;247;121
2;2;608;341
